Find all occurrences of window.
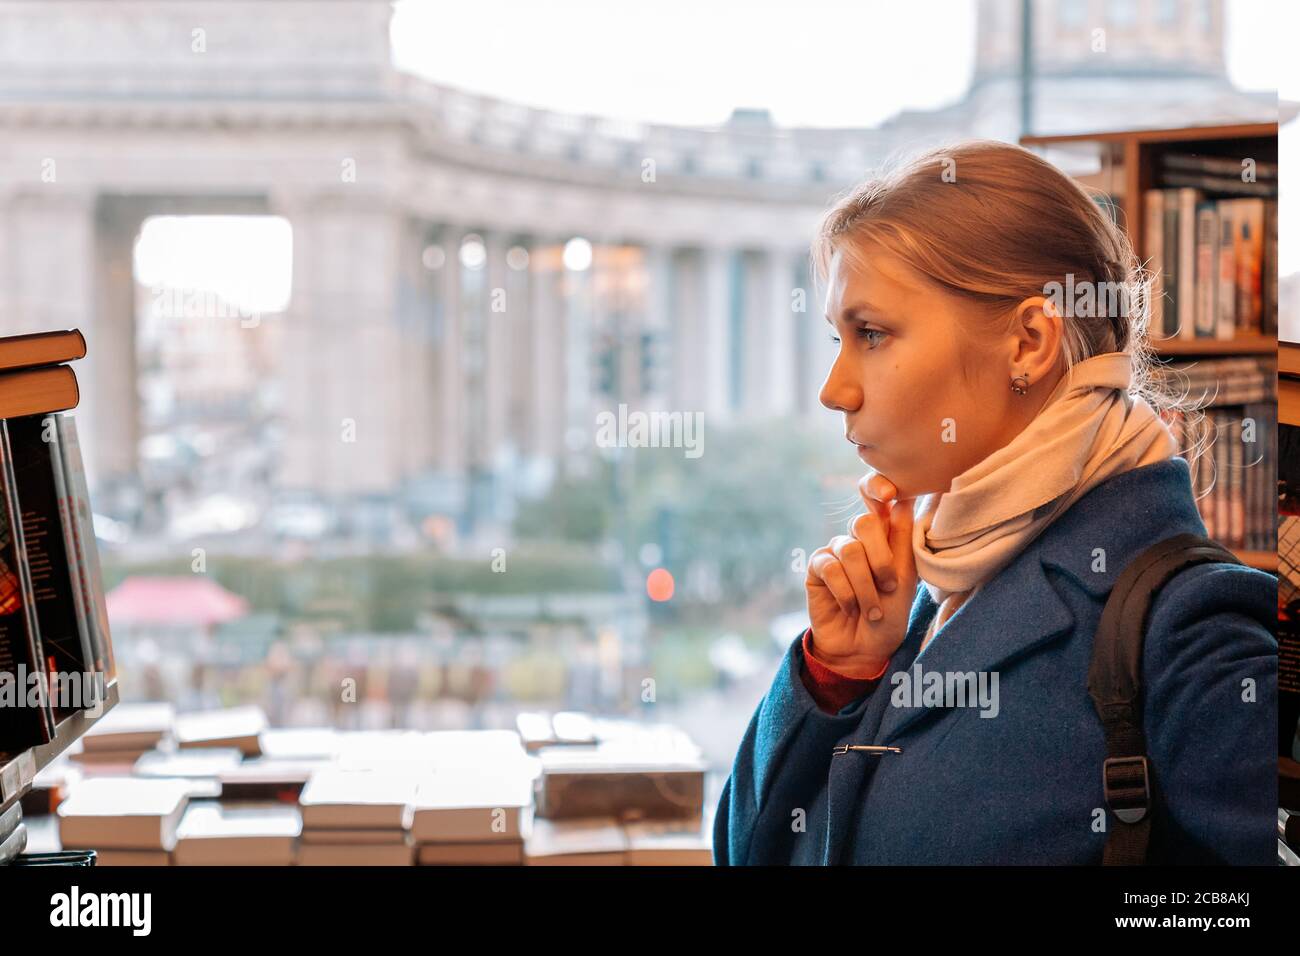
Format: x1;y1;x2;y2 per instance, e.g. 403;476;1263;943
1107;0;1136;27
1059;0;1087;28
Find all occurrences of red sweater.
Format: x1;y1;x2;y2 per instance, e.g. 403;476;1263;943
799;628;889;714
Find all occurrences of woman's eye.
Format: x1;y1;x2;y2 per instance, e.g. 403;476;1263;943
829;328;887;348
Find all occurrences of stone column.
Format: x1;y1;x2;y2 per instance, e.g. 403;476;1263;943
434;225;466;478
563;242;594;462
275;191;405;498
395;218;440;483
2;189;134;490
756;246;800;417
90;197;144;489
668;248;705;415
481;231;512;467
527;236;566;465
793;255;831;418
701;244;734;422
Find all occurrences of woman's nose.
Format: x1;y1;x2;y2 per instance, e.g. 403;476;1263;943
819;351;863;413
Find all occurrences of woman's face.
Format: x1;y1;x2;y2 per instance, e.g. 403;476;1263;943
819;242;1061;499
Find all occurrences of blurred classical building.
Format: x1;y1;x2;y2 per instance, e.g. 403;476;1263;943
0;0;1278;536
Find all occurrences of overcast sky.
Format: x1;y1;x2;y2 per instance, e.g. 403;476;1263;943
390;0;1281;127
135;1;1291;309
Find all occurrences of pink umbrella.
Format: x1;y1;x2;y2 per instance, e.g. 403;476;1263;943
106;576;251;629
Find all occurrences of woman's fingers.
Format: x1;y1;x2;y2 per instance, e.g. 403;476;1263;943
858;471;898;521
848;511;896;594
808;546;859;618
830;534;883;621
855;470;919;591
889;494;918;581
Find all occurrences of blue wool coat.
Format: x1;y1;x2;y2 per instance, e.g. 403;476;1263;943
713;457;1278;865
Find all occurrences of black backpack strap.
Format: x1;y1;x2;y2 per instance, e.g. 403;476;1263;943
1088;532;1243;865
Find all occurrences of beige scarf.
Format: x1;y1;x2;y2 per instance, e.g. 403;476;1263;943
912;351;1179;650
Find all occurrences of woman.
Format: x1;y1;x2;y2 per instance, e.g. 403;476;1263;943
713;140;1278;866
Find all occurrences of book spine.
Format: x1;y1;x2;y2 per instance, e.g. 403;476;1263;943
1176;189;1200;340
1162;191;1180;337
1263;201;1278;336
1216;201;1236;340
1189;413;1207;525
53;417;114;682
1194;202;1217;338
1245;403;1256;553
1260;403;1270;552
1250;406;1258;553
1200;414;1213;538
1143;189;1164;335
7;415;99;722
1259;404;1267;552
46;414;96;703
0;422;55;755
1221;413;1232;547
1253;400;1268;552
1231;411;1243;549
1162;153;1279;179
1234;199;1265;336
1214;411;1228;542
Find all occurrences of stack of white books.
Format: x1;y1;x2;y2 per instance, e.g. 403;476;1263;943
296;770;418;865
412;767;534;866
172;802;302;866
71;702;175;775
174;706;267;757
56;776;193;865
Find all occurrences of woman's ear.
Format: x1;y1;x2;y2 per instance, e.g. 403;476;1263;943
1007;295;1064;387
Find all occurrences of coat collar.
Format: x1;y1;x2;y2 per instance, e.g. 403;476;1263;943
874;456;1206;744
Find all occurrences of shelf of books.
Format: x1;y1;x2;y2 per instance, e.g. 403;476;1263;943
0;329;119;865
1022;123;1278;574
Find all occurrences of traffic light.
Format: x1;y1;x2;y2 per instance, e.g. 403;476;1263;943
639;330;660;395
593;335;617;395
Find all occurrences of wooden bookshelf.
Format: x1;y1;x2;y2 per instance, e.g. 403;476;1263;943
1282;343;1300;380
1153;333;1274;357
1282;344;1300;429
1023;124;1278;573
1021;122;1278;357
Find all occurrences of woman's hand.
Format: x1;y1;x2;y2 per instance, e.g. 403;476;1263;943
804;472;918;677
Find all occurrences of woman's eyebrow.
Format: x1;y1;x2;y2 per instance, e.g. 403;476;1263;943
825;303;886;322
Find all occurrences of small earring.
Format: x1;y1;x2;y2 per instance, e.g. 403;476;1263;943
1010;373;1030;395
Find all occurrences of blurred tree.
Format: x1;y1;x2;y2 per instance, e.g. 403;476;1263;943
625;418;855;609
513;457;617;544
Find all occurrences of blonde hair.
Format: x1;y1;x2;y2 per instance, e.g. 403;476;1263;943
810;138;1208;471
